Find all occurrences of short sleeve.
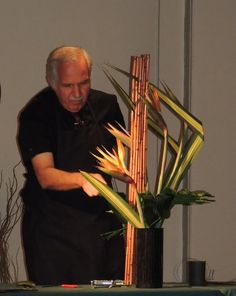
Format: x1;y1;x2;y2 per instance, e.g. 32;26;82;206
17;111;54;163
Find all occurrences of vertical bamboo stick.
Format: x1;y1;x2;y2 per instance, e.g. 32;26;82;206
124;54;150;285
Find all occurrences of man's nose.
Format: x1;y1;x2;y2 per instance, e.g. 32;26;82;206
72;84;81;97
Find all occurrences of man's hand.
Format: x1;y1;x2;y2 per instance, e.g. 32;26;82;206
80;173;107;197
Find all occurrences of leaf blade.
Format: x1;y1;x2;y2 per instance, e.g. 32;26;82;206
80;171;145;228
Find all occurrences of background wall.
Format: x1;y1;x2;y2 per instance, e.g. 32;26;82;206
189;0;236;282
0;0;235;283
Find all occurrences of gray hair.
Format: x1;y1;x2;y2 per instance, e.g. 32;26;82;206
46;46;92;82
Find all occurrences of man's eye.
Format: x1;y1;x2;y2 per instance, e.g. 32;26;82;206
81;79;90;85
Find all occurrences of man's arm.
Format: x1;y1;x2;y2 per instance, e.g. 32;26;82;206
32;152;106;197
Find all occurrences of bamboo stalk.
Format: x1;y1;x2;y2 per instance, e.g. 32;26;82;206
124;57;138;285
124;55;150;285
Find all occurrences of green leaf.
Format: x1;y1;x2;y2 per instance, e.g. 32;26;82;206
168;134;204;189
104;64;204;136
191;190;214;198
164;121;187;188
172;188;215;205
140;192;174;228
156;127;168;195
100;227;125;240
160;81;182;106
80;171;145;228
103;65;180;155
102;68;134;111
104;63;132;79
150;83;204;137
147;117;179;154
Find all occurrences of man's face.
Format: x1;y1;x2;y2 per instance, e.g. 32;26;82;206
50;60;91;113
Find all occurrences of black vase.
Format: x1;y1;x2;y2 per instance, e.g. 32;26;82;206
135;228;163;288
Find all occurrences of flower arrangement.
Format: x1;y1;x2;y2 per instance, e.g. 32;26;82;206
81;55;214;229
81;55;214;285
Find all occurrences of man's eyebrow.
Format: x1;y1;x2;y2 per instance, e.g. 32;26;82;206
61;78;90;85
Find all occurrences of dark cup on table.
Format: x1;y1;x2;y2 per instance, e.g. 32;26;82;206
187;260;206;286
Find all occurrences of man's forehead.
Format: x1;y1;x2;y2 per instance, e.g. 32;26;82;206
58;61;89;77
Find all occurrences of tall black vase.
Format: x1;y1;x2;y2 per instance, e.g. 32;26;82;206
135;228;163;288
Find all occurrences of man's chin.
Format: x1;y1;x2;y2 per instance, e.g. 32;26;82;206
68;101;86;112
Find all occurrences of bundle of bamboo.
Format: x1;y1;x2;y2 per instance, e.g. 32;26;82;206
125;55;150;285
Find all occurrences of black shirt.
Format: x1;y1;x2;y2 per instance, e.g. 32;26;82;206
17;86;125;209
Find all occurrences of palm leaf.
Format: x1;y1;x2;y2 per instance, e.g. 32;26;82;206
104;63;132;79
147;117;179;154
172;189;215;205
164;121;187;188
103;65;179;154
160;81;182;106
80;171;145;228
102;68;134;111
141;95;169;194
168;134;204;189
105;64;204;137
150;83;204;137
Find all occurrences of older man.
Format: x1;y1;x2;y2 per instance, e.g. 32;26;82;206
17;46;125;285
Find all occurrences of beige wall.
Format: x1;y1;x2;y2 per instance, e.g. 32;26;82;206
158;0;186;282
0;0;235;283
190;0;236;282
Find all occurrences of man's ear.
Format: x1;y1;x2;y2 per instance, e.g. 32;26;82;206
46;76;56;90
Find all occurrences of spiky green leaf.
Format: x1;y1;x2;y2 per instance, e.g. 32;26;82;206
80;171;145;228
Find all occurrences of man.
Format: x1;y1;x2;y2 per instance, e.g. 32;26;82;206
17;46;125;285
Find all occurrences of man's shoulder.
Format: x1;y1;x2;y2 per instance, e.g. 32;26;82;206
89;89;117;102
88;89;124;126
19;87;58;119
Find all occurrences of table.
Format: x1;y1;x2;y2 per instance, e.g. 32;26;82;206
0;284;236;296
